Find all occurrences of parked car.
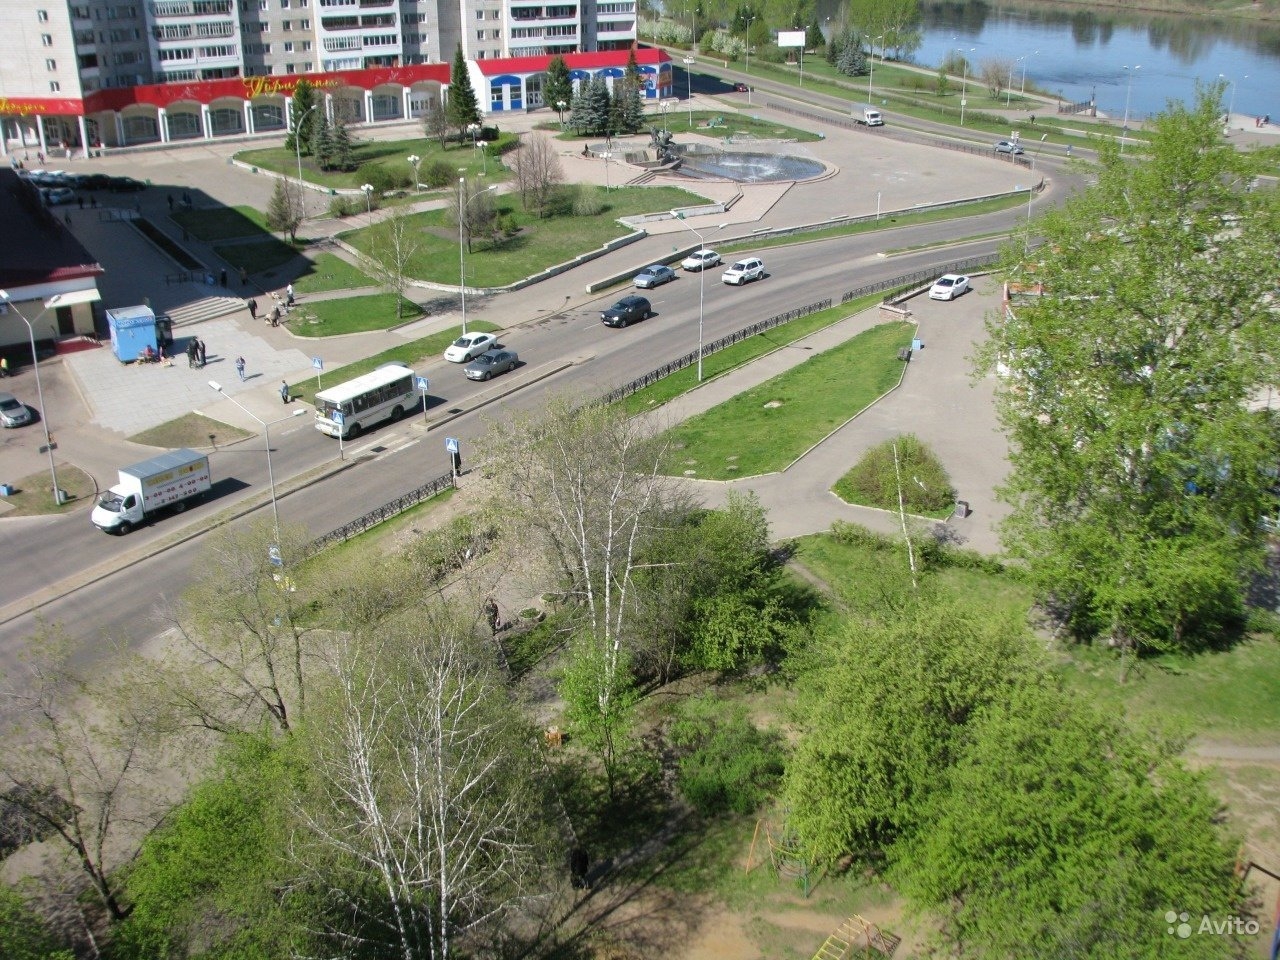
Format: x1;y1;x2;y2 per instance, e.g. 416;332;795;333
107;176;147;192
994;140;1024;155
929;274;970;300
444;332;498;362
601;295;652;328
634;264;677;289
0;392;33;428
465;349;519;381
722;257;765;285
681;249;722;271
41;187;76;205
77;173;113;190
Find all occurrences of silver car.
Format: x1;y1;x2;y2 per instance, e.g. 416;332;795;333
0;392;32;428
464;349;519;381
634;264;677;289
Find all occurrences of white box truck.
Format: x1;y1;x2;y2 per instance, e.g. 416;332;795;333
853;104;884;126
91;448;212;535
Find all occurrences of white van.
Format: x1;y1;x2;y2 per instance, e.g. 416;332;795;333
853;104;884;126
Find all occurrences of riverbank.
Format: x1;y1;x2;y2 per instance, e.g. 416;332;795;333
986;0;1280;23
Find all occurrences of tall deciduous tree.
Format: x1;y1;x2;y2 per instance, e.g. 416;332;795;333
487;397;683;797
367;207;421;317
422;96;450;149
445;44;481;143
890;684;1243;958
783;597;1036;864
980;85;1280;660
448;176;497;253
293;612;553;960
510;133;564;218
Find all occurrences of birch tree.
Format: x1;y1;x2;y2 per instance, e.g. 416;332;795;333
293;608;552;960
0;632;169;924
486;397;685;796
151;520;318;736
510;134;564;218
368;206;421;318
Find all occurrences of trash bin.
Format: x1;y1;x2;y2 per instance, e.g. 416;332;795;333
954;499;969;519
912;338;923;352
0;484;13;496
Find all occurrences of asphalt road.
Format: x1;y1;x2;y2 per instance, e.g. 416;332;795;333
0;214;1012;677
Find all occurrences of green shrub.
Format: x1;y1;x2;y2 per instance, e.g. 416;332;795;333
572;187;605;217
833;433;955;514
328;195;358;217
497;212;520;236
422;159;456;189
669;695;784;815
357;161;411;194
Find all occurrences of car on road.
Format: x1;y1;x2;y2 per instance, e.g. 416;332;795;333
994;140;1024;155
0;392;33;428
465;349;519;381
444;332;498;362
633;264;676;289
107;176;147;192
732;82;749;92
929;274;970;300
601;295;652;328
681;249;722;271
77;173;113;190
41;187;76;205
722;257;765;285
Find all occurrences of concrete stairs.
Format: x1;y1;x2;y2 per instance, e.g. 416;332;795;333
164;295;246;327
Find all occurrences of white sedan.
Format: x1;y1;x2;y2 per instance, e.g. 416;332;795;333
681;249;722;272
929;274;970;301
444;332;498;363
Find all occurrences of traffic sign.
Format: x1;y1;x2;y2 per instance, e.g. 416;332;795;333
416;376;430;392
331;409;344;424
445;437;460;454
312;357;323;370
268;544;283;567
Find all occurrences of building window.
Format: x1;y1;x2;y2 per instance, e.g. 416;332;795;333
282;19;291;28
490;9;499;18
45;58;57;70
301;39;311;49
280;0;289;6
286;62;296;72
50;80;61;90
475;9;482;18
476;29;483;39
37;9;50;21
283;40;293;51
300;18;309;28
476;49;485;58
41;33;53;45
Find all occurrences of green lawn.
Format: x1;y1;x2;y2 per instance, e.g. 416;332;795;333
662;321;915;479
172;205;268;241
290;293;423;337
235;135;513;191
621;110;825;143
621;295;881;415
292;252;375;294
286;320;500;405
1055;638;1280;744
342;185;709;288
214;237;304;274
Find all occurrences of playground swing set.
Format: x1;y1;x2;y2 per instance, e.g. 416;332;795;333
746;818;900;958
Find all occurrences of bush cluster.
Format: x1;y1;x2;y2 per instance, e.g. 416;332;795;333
834;433;955;514
669;696;783;815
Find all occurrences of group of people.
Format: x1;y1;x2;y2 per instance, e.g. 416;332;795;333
246;284;294;328
1255;114;1271;128
186;338;208;368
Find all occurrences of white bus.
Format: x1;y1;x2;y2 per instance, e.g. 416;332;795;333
314;362;417;439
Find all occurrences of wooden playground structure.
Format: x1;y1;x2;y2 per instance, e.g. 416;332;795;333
746;819;900;958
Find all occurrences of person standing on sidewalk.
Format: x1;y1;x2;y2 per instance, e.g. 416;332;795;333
186;341;197;368
220;268;228;288
197;339;207;368
235;356;246;381
247;298;258;320
280;380;290;404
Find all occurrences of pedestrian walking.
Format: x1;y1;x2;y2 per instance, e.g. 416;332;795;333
247;297;258;320
90;196;97;209
63;212;71;227
280;380;290;404
239;267;248;286
186;341;196;368
197;339;207;368
0;356;9;378
484;597;500;636
37;151;44;165
235;355;246;381
285;283;295;306
167;194;174;211
220;268;227;288
270;305;280;327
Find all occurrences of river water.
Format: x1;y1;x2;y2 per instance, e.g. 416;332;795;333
887;2;1280;122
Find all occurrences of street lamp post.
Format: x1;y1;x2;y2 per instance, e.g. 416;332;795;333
468;122;487;174
207;380;305;553
361;182;374;215
293;103;318;222
458;177;498;336
1121;64;1139;154
1007;58;1020;107
745;16;756;73
406;153;421;191
669;214;726;383
556;99;567;130
1019;50;1039;98
867;35;883;103
1219;73;1245;127
0;290;63;505
957;47;974;126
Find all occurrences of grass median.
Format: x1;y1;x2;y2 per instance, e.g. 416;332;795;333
662;321;914;479
286;320;501;406
289;293;423;336
621;295;881;415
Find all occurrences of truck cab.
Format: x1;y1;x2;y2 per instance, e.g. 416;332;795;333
91;490;143;533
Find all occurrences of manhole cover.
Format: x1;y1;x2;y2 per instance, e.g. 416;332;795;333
447;407;463;414
370;445;387;453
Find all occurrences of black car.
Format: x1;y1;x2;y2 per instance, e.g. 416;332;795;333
107;176;147;192
77;173;113;190
601;295;652;328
